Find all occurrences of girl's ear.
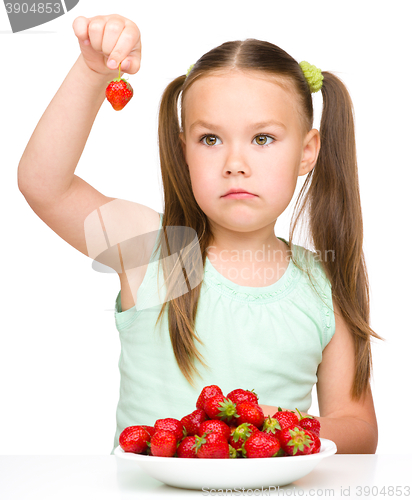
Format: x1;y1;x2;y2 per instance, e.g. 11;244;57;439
298;128;320;176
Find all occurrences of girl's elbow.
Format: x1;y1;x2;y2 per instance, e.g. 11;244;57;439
364;422;378;454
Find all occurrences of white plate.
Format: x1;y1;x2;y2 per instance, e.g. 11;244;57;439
114;438;337;490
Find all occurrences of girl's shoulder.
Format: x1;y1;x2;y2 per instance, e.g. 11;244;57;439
289;241;332;290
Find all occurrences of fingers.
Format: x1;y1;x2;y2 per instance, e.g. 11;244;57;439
106;22;141;74
72;14;141;74
72;15;91;46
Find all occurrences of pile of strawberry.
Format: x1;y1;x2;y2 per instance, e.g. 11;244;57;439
119;385;321;459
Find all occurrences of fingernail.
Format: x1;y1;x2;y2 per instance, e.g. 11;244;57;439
83;39;90;45
107;59;117;69
122;60;130;70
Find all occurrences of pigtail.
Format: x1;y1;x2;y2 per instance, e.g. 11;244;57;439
292;71;383;400
155;75;210;386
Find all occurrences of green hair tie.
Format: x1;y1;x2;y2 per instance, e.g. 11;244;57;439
186;63;194;78
299;61;323;93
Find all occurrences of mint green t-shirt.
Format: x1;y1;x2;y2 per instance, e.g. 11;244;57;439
111;213;335;453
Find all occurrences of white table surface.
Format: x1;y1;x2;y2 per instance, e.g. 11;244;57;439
0;454;411;499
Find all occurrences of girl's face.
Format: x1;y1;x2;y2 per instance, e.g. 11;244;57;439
180;71;319;238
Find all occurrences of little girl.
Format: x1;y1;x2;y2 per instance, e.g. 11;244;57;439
18;14;381;455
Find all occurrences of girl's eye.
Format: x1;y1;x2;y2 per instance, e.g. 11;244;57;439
200;134;274;147
200;135;222;146
253;134;274;147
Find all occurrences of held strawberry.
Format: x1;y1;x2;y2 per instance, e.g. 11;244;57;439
105;63;133;111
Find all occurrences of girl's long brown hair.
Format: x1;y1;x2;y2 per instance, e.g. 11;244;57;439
155;39;382;398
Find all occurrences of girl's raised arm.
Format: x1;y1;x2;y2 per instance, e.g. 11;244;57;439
16;15;154;262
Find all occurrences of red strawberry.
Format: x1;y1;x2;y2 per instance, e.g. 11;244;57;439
204;395;238;423
198;419;231;440
226;388;259;405
265;432;286;456
119;425;150;454
140;425;155;439
272;408;299;430
196;385;224;411
262;415;282;435
278;425;314;456
195;432;230;459
235;402;265;429
181;409;207;436
243;431;281;458
296;408;321;436
150;430;177;457
229;424;238;435
154;418;184;441
306;429;321;454
177;435;197;458
229;423;260;451
105;65;133;111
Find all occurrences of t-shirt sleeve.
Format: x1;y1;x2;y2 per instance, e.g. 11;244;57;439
311;256;336;349
292;244;336;350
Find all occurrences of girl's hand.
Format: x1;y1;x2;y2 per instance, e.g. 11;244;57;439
72;14;141;78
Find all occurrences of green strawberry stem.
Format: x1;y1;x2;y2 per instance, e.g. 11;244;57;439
108;62;127;84
249;389;258;399
262;416;281;433
286;427;313;455
194;434;207;454
232;423;253;443
217;398;239;421
112;63;122;82
295;408;314;420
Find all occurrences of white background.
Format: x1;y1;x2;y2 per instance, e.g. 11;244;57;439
0;0;410;455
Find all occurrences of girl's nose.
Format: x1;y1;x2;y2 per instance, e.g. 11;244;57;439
223;148;250;175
